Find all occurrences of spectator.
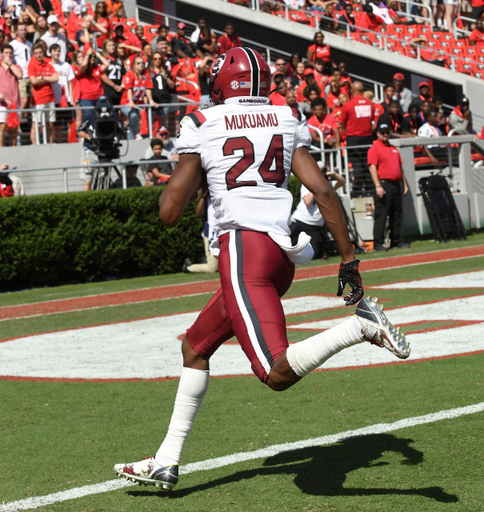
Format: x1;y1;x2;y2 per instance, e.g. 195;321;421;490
291;165;346;259
101;39;126;106
300;84;322;118
472;0;484;20
308;97;341;148
50;42;74;143
108;0;126;19
32;14;47;44
432;95;448;134
363;89;384;124
19;10;37;42
133;25;147;49
41;15;67;61
334;57;352;84
197;54;212;109
10;22;32;114
449;97;475;134
190;17;206;45
296;67;317;102
151;24;170;53
376;100;405;138
25;0;53;17
76;13;108;53
306;31;330;64
381;83;395;112
270;72;288;106
112;164;142;188
0;12;14;41
0;30;4;49
71;50;83;129
120;55;155;139
171;22;195;59
93;1;110;49
337;3;357;33
0;163;14;196
368;122;409;251
332;92;348;142
287;52;302;77
150;51;175;126
325;79;341;111
285;89;297;108
414;81;432;107
418;109;444;164
319;3;338;32
143;137;171;184
307;0;336;12
469;18;484;44
291;61;306;91
217;23;242;54
401;103;423;136
183;196;218;274
340;80;375;197
145;126;177;160
392;72;412;113
28;41;58;143
357;4;385;31
313;57;329;90
156;37;177;71
419;99;432;123
196;24;217;58
78;46;110;124
444;0;459;34
112;23;127;45
0;44;22;146
142;42;153;67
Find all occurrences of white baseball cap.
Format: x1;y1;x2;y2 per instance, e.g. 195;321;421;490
47;14;60;25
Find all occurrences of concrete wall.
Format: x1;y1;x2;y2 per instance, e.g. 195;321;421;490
0;139;151;196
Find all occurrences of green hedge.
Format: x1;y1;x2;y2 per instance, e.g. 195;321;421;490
0;177;302;291
0;187;205;291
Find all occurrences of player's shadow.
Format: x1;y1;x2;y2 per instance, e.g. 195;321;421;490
127;433;457;503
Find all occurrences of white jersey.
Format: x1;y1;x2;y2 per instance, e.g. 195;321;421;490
52;61;75;104
418;122;442;148
10;38;33;78
177;97;311;241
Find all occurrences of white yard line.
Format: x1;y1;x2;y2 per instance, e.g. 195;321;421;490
1;401;483;512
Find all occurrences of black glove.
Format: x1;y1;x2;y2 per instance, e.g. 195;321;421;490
337;259;364;306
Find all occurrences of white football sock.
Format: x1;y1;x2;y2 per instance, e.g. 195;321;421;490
286;316;364;378
155;367;210;467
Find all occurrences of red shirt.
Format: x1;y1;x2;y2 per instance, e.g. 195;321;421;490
308;113;338;141
1;183;14;197
471;0;484;7
217;33;242;54
357;12;383;31
307;43;331;63
28;57;56;105
374;103;385;124
120;70;153;105
79;65;104;100
270;91;287;106
367;139;403;181
340;95;375;137
326;92;340;111
470;28;484;44
94;17;110;47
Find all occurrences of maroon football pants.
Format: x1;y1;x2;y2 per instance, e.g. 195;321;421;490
186;230;295;382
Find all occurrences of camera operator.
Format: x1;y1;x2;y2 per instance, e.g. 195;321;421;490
78;95;123;190
0;163;14;197
290;163;346;259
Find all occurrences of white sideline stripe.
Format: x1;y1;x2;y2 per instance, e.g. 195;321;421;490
2;402;484;512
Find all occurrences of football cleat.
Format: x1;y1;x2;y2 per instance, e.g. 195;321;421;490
355;296;410;359
114;457;178;491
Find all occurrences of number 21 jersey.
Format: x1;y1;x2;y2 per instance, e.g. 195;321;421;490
177;99;311;238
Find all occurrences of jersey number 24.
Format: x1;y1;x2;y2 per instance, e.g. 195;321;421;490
223;135;285;190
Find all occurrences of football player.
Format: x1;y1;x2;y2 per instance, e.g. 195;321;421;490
114;48;410;490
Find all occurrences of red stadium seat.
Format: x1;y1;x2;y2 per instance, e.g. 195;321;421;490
144;25;158;43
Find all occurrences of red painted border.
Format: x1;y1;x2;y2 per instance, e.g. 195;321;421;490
1;245;483;322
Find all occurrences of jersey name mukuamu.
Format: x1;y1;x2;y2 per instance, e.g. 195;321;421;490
177;98;311;245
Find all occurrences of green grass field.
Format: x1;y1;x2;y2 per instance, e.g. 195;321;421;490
1;234;484;512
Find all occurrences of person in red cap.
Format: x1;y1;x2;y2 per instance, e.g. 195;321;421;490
415;82;432;108
368;123;409;251
172;22;196;59
392;72;412;113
